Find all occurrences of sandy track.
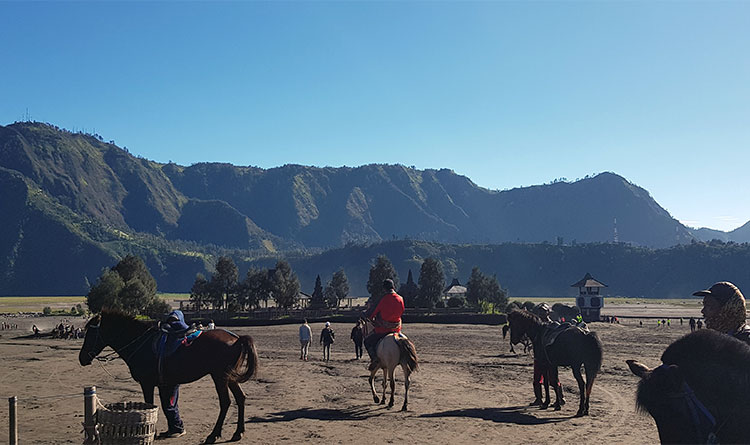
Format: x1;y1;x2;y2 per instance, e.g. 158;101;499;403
0;319;689;444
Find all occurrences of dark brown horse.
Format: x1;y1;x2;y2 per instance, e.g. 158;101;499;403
628;329;750;444
506;310;602;416
79;310;258;444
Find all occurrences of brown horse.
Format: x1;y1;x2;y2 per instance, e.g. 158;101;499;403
628;329;750;444
506;310;602;416
79;310;258;444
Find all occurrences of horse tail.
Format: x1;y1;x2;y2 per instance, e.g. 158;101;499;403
583;331;603;397
398;338;419;373
228;335;259;383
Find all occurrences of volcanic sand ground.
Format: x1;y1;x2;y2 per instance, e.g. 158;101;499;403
0;313;693;444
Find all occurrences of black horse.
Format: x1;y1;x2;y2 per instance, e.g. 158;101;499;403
79;310;258;443
506;310;603;416
628;329;750;444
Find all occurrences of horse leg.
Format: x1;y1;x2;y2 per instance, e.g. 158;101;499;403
140;383;154;405
540;371;550;409
400;364;411;412
205;375;232;444
380;368;387;405
369;369;380;404
228;381;246;442
571;364;586;417
550;367;562;411
387;367;396;409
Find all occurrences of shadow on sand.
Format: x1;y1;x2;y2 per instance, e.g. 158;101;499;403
250;405;384;423
420;406;569;425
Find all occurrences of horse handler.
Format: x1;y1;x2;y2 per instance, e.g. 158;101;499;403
363;279;405;371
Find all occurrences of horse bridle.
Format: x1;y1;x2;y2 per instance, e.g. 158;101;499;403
85;320;155;362
658;365;721;444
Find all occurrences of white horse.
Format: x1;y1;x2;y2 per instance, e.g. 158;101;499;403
362;319;419;411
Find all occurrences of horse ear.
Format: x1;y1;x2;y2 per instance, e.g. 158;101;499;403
626;359;652;378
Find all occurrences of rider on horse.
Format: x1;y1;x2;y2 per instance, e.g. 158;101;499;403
363;279;405;371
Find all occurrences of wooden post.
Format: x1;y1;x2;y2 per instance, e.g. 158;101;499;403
9;396;17;445
83;386;97;444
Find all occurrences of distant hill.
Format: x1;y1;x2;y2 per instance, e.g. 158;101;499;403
0;121;733;296
689;221;750;243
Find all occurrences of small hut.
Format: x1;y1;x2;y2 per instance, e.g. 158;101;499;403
443;278;467;302
571;273;607;322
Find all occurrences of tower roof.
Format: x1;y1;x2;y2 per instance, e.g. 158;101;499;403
570;272;607;288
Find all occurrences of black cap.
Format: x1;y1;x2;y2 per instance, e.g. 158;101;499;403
383;278;395;290
693;281;744;305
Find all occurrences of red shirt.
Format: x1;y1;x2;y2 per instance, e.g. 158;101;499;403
370;291;405;334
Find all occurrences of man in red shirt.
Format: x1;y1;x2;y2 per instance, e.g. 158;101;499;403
364;279;405;370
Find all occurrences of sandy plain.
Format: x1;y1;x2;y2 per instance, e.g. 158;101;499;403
0;307;697;444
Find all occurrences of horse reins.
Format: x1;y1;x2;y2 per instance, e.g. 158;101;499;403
86;323;156;363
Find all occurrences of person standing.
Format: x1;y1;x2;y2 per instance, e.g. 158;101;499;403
320;321;335;362
689;317;696;332
694;281;750;345
350;320;364;359
299;319;312;361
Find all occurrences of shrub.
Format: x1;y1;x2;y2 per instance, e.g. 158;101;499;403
43;306;52;315
447;296;465;308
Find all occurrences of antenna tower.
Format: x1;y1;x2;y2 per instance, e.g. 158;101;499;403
613;217;619;243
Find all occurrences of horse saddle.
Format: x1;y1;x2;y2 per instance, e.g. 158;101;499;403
540;322;587;349
154;328;201;359
378;332;407;348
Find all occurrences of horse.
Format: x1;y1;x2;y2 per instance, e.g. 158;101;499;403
79;310;258;444
362;319;419;411
627;329;750;444
506;309;602;416
502;324;532;354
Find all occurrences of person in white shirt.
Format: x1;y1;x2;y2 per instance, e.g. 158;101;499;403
299;319;312;361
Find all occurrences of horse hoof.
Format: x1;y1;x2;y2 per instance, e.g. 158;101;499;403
400;405;407;412
231;432;243;442
373;396;380;404
387;403;394;409
553;405;561;411
379;399;386;405
203;436;218;445
574;411;584;417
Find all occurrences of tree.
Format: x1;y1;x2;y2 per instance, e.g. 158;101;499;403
366;255;400;304
87;269;125;313
210;256;239;311
324;269;350;308
238;268;270;311
310;275;326;309
189;274;211;310
399;269;419;308
86;256;168;317
270;260;300;309
417;257;445;308
466;266;508;312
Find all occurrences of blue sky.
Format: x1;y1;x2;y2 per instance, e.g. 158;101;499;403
1;1;748;231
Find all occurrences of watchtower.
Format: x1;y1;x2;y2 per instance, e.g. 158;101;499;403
571;273;607;322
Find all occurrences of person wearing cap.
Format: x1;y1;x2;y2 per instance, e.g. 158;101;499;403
363;278;405;371
694;281;750;345
156;310;190;438
320;321;335;361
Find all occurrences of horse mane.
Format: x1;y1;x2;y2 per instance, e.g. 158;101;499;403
507;309;543;325
636;329;750;413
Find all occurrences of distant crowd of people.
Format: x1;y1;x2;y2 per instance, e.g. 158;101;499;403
1;321;18;330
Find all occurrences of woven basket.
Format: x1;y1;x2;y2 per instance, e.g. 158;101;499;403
98;401;158;445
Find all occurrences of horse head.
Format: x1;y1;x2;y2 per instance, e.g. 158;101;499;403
627;359;718;444
79;313;106;366
507;310;541;345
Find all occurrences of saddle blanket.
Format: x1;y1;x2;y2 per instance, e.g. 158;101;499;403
155;329;202;358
